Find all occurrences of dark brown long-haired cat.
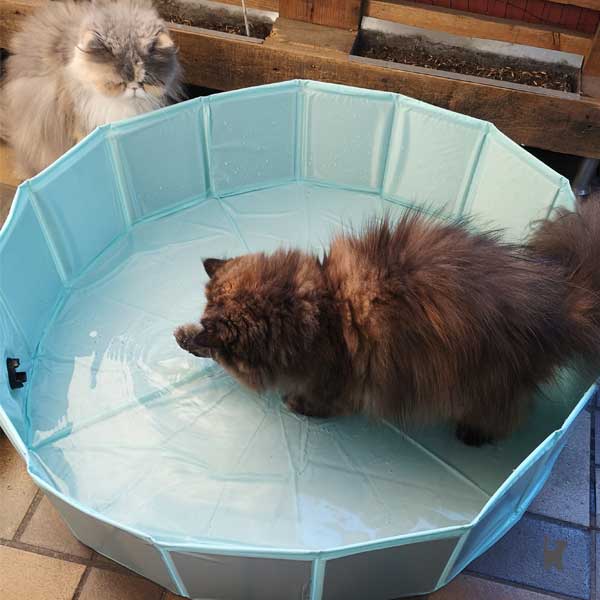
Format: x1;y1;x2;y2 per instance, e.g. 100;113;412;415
174;203;600;446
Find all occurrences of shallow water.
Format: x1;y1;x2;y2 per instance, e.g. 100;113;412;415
25;183;587;551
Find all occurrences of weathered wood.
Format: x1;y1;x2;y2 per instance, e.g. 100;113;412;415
366;0;593;55
583;25;600;96
0;143;22;189
266;17;357;53
215;0;279;11
2;0;600;158
519;0;600;10
170;23;600;158
219;0;600;15
0;0;593;56
0;183;17;229
279;0;364;29
0;143;19;227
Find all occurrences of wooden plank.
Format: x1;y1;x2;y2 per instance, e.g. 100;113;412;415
0;143;22;189
366;0;593;55
524;0;600;11
0;0;592;57
216;0;279;11
279;0;364;29
217;0;600;15
2;1;599;157
170;24;600;158
266;17;357;53
583;24;600;96
0;183;16;230
0;143;19;229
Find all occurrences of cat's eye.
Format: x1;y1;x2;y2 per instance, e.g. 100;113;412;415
80;31;111;56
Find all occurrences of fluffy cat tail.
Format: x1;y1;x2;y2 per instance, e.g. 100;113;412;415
528;199;600;360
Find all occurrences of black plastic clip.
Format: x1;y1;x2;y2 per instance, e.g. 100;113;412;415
6;357;27;390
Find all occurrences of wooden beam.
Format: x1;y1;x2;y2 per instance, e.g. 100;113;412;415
204;0;600;14
525;0;600;10
583;25;600;96
203;0;597;57
215;0;278;10
0;0;593;57
366;0;593;55
279;0;364;29
266;17;357;53
170;23;600;158
2;1;599;158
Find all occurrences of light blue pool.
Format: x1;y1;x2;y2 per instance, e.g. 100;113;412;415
0;80;595;599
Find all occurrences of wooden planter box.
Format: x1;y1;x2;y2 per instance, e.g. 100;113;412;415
1;0;599;158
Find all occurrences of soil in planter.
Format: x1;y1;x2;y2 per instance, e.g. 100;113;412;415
157;0;273;39
355;31;577;93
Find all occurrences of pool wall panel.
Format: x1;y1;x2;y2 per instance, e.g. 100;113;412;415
0;187;63;348
172;550;312;600
207;82;298;196
321;535;460;599
464;128;569;240
47;492;180;593
383;98;487;217
29;131;127;282
115;103;209;222
302;83;395;192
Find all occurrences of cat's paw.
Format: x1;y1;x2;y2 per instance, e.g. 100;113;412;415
174;323;200;350
455;423;495;447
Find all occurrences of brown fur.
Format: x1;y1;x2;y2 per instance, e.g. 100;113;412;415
175;202;600;446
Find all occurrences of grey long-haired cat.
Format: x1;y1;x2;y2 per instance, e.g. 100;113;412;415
1;0;183;178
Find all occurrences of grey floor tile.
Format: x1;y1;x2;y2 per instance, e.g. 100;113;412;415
469;514;590;599
430;574;563;599
595;467;600;524
595;412;599;465
528;411;590;527
596;532;600;597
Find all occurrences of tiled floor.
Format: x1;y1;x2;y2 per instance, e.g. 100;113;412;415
0;143;598;599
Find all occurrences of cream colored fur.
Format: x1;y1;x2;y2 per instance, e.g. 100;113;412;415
1;0;182;178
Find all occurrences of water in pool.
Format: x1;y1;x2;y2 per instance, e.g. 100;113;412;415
25;183;586;551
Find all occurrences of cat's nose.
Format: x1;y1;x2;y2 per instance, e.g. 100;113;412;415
127;82;143;96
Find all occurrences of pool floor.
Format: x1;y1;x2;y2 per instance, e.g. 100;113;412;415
24;183;587;551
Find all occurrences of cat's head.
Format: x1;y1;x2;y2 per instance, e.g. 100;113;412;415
174;252;324;391
73;0;181;102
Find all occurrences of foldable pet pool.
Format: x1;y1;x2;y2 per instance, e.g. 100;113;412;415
0;80;595;599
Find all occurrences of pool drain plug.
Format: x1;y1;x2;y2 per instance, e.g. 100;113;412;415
6;357;27;389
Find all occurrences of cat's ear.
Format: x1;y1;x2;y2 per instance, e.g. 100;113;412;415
155;31;175;50
203;258;228;278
